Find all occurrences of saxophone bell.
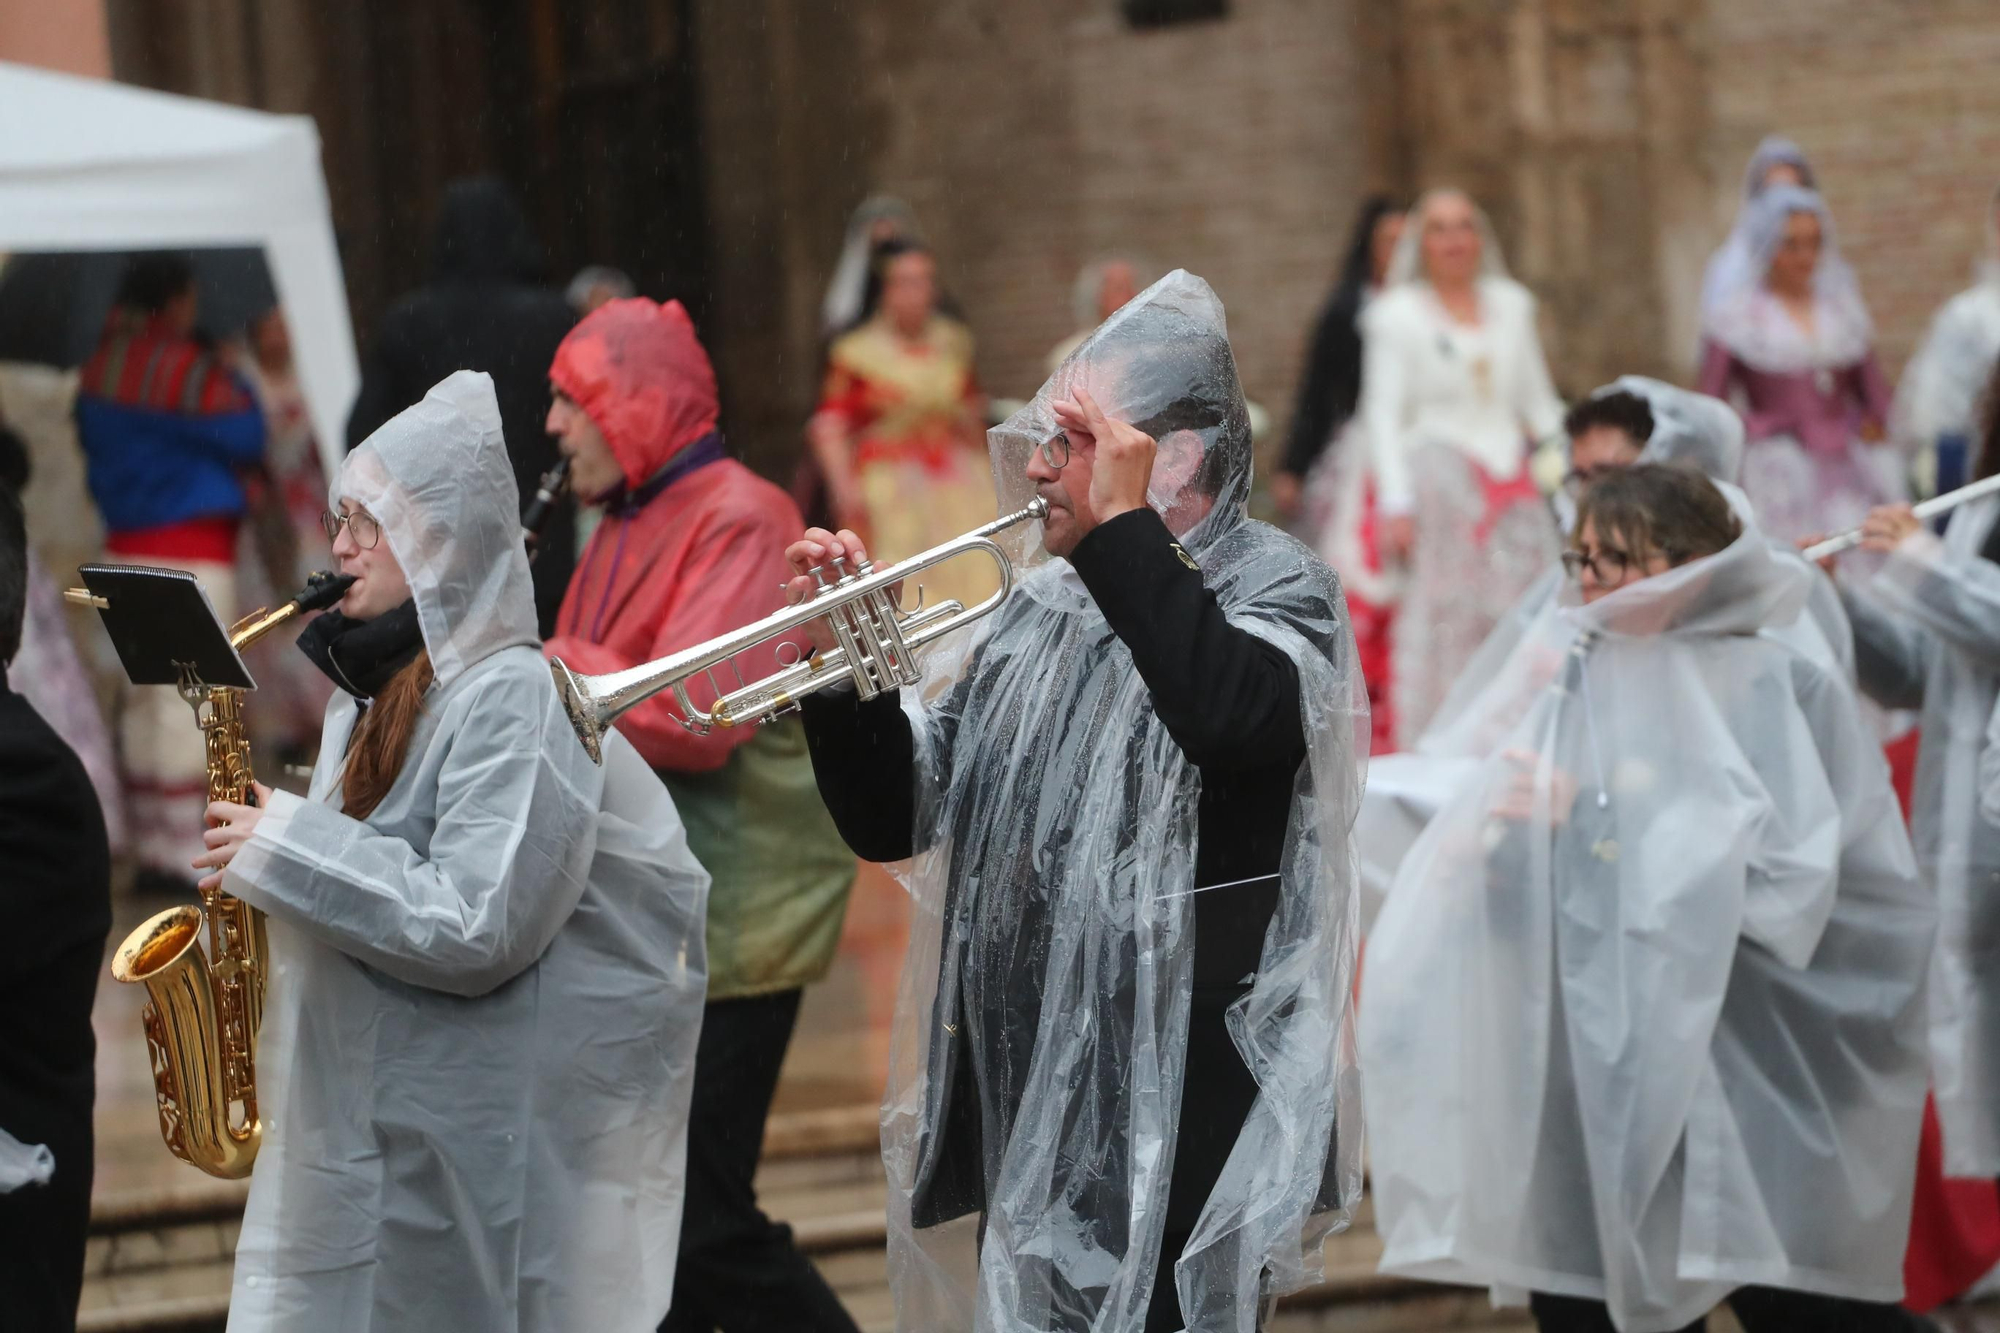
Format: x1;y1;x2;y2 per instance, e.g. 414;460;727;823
99;568;349;1179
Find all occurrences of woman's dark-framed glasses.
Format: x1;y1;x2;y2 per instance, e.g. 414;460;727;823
322;507;382;550
1560;544;1634;584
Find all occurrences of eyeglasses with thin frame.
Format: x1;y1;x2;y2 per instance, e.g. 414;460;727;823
322;507;382;550
1038;431;1074;470
1560;543;1637;585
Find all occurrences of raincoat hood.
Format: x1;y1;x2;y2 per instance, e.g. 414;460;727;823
1570;499;1808;641
1612;376;1747;482
338;369;538;687
991;269;1252;599
430;176;545;283
548;297;721;490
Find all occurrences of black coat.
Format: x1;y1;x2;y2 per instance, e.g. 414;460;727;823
801;509;1307;1234
0;683;111;1332
346;179;578;637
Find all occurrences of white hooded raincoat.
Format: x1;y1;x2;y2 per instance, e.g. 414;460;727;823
220;371;709;1332
1362;514;1933;1331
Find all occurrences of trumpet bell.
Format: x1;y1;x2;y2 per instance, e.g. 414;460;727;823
551;658;605;765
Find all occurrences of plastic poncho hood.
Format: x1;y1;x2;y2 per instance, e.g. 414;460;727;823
337;368;537;685
1361;508;1933;1330
891;270;1366;1331
1620;376;1746;482
990;269;1254;592
549;297;721;492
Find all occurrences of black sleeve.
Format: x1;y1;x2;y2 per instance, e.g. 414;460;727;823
1069;508;1306;773
799;688;919;862
0;703;111;991
1281;288;1363;478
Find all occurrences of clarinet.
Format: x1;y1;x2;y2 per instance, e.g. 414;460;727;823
522;457;572;563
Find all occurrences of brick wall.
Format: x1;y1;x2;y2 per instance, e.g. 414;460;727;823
694;0;1392;475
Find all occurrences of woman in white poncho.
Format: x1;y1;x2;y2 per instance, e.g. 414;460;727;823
1834;373;2000;1182
1361;464;1935;1332
191;370;710;1332
1356;378;1851;922
1893;183;2000;498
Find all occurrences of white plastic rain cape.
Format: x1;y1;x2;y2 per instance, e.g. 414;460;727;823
1892;185;2000;452
1843;495;2000;1174
1356;384;1851;923
879;271;1366;1331
220;371;710;1333
1361;514;1933;1332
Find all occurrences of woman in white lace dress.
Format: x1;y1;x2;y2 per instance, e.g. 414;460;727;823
1360;188;1565;748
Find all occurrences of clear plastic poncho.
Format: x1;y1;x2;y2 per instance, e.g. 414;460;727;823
1843;495;2000;1174
880;270;1367;1331
1356;385;1851;923
1892;185;2000;453
1360;513;1934;1332
222;371;711;1332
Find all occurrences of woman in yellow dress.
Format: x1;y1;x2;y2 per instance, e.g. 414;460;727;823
809;238;996;608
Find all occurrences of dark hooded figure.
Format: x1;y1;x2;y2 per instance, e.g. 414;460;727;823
346;177;578;635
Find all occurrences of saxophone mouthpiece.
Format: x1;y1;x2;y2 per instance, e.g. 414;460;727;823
294;571;358;614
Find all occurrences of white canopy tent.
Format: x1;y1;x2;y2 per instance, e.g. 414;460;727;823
0;60;356;483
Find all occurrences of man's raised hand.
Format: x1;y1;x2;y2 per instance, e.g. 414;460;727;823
1053;386;1154;526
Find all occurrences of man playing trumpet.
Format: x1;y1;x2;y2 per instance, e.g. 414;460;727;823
791;272;1364;1333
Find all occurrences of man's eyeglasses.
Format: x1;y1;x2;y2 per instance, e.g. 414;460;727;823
1560;543;1636;585
322;507;382;550
1038;431;1074;470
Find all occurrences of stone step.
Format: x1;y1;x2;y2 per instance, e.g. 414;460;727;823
86;1122;1988;1333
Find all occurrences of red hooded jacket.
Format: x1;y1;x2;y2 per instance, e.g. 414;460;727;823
543;298;805;773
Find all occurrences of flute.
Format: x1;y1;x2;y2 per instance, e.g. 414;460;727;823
1801;472;2000;561
522;457;572;563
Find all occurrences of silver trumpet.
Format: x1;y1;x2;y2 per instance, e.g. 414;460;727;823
1802;472;2000;561
551;498;1049;763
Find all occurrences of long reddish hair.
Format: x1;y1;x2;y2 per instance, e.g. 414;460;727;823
341;649;434;819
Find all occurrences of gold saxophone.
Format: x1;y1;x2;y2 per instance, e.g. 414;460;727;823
107;571;354;1179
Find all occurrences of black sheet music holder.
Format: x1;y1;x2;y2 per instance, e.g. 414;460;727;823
75;563;255;693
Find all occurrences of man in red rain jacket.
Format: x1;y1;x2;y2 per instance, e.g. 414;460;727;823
542;299;860;1333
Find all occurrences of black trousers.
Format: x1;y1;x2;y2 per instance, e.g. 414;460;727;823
0;1125;91;1333
659;989;860;1333
1530;1287;1938;1333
